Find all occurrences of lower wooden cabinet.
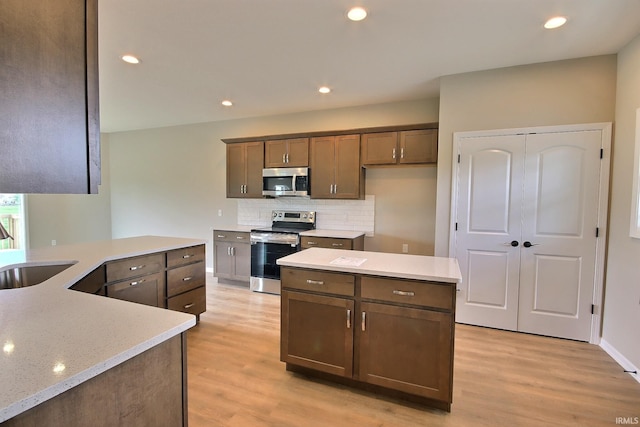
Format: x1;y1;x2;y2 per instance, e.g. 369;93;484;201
214;230;251;283
70;244;206;318
280;266;455;411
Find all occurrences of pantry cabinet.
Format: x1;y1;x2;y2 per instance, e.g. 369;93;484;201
280;266;455;411
361;129;438;166
227;141;264;198
310;134;363;199
0;0;100;194
264;138;309;167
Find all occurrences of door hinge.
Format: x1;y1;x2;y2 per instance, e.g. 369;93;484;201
455;222;458;231
591;304;595;315
600;148;604;159
596;227;599;238
457;154;461;163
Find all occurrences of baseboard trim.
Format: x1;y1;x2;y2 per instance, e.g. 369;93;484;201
600;338;640;384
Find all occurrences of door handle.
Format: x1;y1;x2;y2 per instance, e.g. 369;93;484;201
346;309;351;329
523;241;539;248
361;312;366;331
510;240;519;247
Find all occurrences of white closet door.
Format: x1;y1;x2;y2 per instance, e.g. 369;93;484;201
517;131;602;341
454;134;525;330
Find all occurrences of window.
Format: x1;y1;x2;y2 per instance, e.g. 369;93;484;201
0;194;25;251
631;109;640;239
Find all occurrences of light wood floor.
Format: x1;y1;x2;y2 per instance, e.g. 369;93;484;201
187;278;640;427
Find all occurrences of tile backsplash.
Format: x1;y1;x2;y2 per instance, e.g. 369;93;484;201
238;196;375;236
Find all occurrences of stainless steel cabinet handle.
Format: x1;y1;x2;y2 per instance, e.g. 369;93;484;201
130;279;145;286
182;276;193;282
231;247;236;256
401;147;404;159
217;234;226;238
283;153;286;163
129;265;145;271
227;247;231;256
236;236;245;240
361;312;366;331
182;254;193;259
346;309;351;329
393;290;415;297
331;243;343;247
307;241;317;246
306;279;324;285
286;153;289;163
392;148;396;159
183;303;195;309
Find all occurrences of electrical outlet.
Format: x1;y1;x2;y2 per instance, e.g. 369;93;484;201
218;209;223;217
402;243;409;253
51;240;57;246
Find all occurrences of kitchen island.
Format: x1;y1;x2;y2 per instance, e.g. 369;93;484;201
0;236;205;426
277;248;462;411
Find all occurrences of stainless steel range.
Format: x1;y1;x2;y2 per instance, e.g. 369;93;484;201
250;210;316;294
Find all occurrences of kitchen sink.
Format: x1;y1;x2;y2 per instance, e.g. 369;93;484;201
0;263;75;289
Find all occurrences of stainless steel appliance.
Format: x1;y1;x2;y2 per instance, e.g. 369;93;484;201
262;167;310;197
250;210;316;294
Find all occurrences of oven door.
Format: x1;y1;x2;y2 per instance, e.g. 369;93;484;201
250;234;299;295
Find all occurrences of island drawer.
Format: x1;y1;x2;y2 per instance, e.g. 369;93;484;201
360;276;454;311
167;244;205;268
105;271;165;307
106;253;164;282
167;262;205;297
167;286;206;316
214;230;250;243
301;236;353;250
281;267;355;297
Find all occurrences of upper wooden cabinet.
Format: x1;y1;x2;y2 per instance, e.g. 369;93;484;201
310;135;363;199
362;129;438;166
0;0;100;194
227;141;264;198
265;138;309;167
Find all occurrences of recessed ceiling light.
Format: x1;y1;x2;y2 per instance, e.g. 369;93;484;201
121;55;140;64
544;16;567;29
318;86;331;94
221;100;233;107
347;6;367;22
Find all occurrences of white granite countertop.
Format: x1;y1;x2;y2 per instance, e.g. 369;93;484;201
277;247;462;283
0;236;205;423
299;229;365;239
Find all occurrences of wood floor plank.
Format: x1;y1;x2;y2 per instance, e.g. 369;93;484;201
187;277;640;426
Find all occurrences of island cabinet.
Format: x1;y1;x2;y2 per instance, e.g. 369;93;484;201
264;138;309;167
105;253;166;307
310;134;364;199
361;129;438;166
166;245;206;317
227;141;264;198
0;0;100;194
280;266;455;411
213;230;251;283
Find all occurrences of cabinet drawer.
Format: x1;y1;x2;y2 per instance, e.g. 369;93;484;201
360;276;454;311
213;230;250;244
105;272;165;307
168;286;206;315
106;253;164;282
301;236;353;250
167;244;205;268
281;267;355;297
167;262;205;297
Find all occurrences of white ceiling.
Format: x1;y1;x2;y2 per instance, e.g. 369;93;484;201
98;0;640;133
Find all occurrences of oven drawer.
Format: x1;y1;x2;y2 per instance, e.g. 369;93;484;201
281;267;355;297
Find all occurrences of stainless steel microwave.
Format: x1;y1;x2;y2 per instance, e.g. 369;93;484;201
262;167;310;197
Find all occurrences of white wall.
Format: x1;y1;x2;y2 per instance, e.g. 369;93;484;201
602;34;640;371
26;134;112;248
108;99;440;270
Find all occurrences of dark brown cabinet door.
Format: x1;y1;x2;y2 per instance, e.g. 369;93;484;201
399;129;438;164
281;290;354;378
0;0;100;194
358;302;453;401
310;135;362;199
226;141;264;198
361;132;399;165
264;138;309;167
